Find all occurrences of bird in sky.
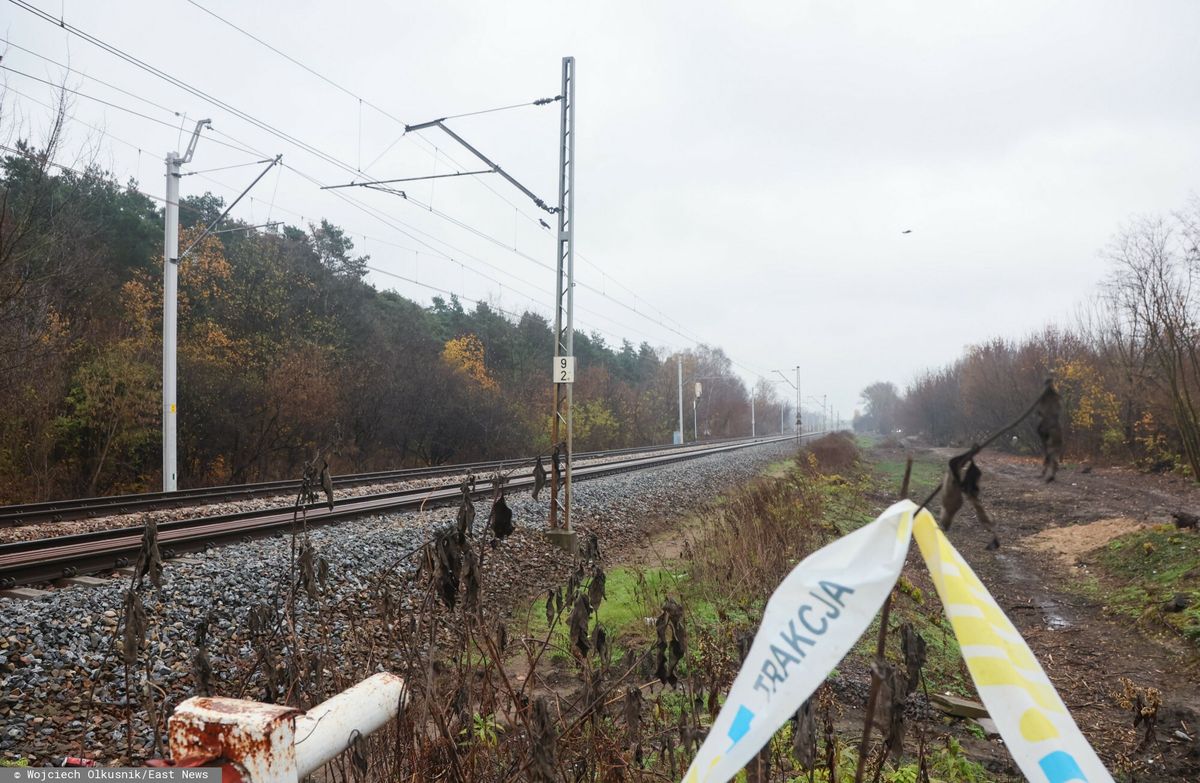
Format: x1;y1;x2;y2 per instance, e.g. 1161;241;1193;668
901;229;913;234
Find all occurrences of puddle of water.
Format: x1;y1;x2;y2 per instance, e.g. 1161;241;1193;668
994;551;1073;630
1043;612;1072;631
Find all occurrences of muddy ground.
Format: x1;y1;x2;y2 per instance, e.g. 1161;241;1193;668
884;444;1200;781
579;442;1200;780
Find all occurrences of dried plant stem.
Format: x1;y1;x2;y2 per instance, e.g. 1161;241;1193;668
854;455;913;783
914;389;1046;515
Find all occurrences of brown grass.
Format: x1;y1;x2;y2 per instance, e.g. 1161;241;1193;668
805;432;862;474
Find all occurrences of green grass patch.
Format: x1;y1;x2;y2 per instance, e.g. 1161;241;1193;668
1091;525;1200;643
873;455;942;499
854;432;878;449
763;458;794;478
525;566;728;660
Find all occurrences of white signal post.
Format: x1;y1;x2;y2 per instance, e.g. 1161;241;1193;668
162;119;210;492
676;355;684;445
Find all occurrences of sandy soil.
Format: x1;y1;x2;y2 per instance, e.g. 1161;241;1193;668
909;446;1200;780
1024;516;1150;567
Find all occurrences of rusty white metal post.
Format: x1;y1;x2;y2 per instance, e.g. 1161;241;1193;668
293;674;404;778
167;672;406;782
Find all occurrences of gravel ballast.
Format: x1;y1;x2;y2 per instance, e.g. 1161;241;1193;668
0;440;797;765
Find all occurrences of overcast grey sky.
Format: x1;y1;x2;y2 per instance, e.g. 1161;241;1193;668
4;0;1199;419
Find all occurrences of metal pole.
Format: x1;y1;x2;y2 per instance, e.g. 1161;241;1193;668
162;120;209;493
677;355;684;444
693;399;698;442
751;394;756;438
162;154;180;492
795;366;801;441
549;56;575;532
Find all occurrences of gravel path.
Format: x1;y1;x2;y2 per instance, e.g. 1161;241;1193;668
0;440;795;766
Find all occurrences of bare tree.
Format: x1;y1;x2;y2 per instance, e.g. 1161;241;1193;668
1104;213;1200;477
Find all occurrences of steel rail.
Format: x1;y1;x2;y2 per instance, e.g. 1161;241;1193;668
0;434;813;587
0;436;755;527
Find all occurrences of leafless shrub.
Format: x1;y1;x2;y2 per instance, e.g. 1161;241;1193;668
806;431;862;473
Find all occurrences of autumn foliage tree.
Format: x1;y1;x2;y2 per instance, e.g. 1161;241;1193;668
0;133;783;502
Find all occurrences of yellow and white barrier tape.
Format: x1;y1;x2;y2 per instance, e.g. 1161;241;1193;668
681;500;1112;783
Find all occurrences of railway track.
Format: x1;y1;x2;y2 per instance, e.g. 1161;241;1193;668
0;434;811;588
0;435;756;527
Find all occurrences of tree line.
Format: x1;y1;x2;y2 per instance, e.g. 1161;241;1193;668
0;127;787;503
855;197;1200;477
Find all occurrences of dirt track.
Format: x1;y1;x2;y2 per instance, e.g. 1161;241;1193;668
914;446;1200;780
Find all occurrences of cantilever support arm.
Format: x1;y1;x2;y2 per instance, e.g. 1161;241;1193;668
405;119;558;214
179;119;212;164
177;155;282;262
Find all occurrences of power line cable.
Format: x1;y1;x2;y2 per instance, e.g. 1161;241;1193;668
432;95;562;123
6;17;744;367
190;165;676;347
179;0;574;253
1;82;148;155
0;128;668;352
9;1;379;178
1;38;186;118
170;3;707;350
0;65;261;157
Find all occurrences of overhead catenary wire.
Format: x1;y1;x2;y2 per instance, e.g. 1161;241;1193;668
5;16;761;375
183;0;556;206
1;38;187;118
183;158;276;177
0;110;669;353
0;82;150;156
6;73;719;368
5;19;568;287
173;1;708;343
189;164;675;347
64;4;710;357
9;1;386;179
0;50;553;303
432;95;562;124
0;65;262;158
161;2;717;356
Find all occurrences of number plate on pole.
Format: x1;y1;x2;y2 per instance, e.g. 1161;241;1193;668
554;356;575;383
